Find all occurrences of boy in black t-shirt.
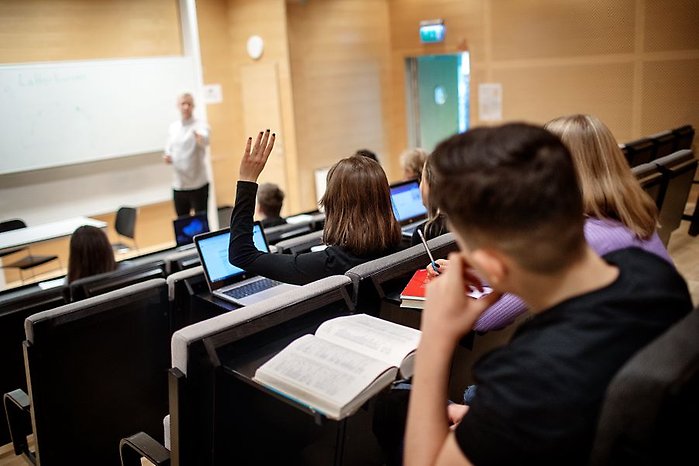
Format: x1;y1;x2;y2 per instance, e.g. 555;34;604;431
404;124;692;466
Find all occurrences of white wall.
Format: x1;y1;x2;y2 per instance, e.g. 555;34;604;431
0;152;172;225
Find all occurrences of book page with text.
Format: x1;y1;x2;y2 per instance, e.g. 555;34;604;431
315;314;421;369
254;334;397;418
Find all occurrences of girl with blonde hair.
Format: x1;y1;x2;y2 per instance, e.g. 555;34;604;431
545;114;670;260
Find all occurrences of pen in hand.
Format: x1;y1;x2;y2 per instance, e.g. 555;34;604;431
417;229;440;274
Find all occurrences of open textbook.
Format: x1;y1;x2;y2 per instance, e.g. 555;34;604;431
253;313;421;420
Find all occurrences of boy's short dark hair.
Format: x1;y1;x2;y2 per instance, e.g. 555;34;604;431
257;183;285;218
430;123;585;274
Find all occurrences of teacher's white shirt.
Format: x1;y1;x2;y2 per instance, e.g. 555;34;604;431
165;117;210;190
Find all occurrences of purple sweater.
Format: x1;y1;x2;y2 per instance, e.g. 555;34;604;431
472;217;673;331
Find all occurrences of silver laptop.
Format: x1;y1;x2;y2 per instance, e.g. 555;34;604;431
194;222;299;306
390;179;428;239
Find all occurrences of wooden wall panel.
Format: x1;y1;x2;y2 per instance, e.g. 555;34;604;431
227;0;301;212
491;0;636;60
0;0;181;63
641;59;699;135
387;0;699;152
196;0;237;208
644;0;699;52
492;63;635;141
287;0;393;208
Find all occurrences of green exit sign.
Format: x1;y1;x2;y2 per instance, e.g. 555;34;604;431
420;20;445;43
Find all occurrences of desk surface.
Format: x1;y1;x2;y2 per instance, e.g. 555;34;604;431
0;217;107;251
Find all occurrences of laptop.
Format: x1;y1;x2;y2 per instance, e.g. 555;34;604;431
390;179;428;238
173;213;210;250
194;222;300;306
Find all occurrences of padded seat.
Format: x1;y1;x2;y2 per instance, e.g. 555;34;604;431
590;307;699;466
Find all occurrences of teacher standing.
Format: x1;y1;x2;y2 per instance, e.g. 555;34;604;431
164;92;211;217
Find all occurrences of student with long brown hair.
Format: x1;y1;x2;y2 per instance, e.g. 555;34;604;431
229;130;402;285
67;225;117;283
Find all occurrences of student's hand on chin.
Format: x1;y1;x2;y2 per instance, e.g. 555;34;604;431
422;252;501;343
239;129;275;182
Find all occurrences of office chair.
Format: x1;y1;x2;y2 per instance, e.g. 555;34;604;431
0;219;61;283
112;206;138;253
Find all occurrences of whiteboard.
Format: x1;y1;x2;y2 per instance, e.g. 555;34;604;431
0;56;196;174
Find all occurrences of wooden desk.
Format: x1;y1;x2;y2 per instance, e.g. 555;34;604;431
0;217;107;287
0;217;107;251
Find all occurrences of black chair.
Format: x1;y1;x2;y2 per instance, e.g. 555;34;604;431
344;232;458;319
163;249;200;275
166;265;205;331
216;205;233;230
622;138;655;167
112;206;138;253
263;221;314;244
0;284;67;446
589;307;699;466
647;130;677;160
671;125;698;235
273;230;324;254
631;161;665;208
68;260;165;302
0;219;61;282
4;279;171;466
653;150;697;245
120;275;374;466
671;124;695;151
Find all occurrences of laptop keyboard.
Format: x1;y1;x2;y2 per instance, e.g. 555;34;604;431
222;277;283;299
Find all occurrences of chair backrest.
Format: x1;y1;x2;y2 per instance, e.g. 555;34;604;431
163;249;200;275
0;285;66;446
345;232;458;315
589;308;699;466
263;221;314;244
166;265;204;331
671;124;695;151
654;149;697;245
648;130;677;160
115;206;138;239
24;279;171;466
68;260;166;302
168;275;354;465
622;138;655;167
0;219;27;233
273;230;324;254
216;205;233;230
631;161;665;208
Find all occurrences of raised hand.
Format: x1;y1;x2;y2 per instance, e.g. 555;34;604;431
239;129;275;182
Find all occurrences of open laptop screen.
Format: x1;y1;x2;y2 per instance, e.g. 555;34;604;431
173;213;210;247
390;180;427;223
195;224;269;287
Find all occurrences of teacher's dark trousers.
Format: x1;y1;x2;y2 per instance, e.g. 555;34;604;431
173;183;209;217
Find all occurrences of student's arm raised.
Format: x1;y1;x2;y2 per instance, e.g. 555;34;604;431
239;129;275;182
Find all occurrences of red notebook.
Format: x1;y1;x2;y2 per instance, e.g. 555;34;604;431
399;269;430;309
399;269;493;309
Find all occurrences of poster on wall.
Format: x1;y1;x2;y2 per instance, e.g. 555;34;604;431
478;83;503;121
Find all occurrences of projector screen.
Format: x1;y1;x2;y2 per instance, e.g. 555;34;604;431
0;56;196;175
